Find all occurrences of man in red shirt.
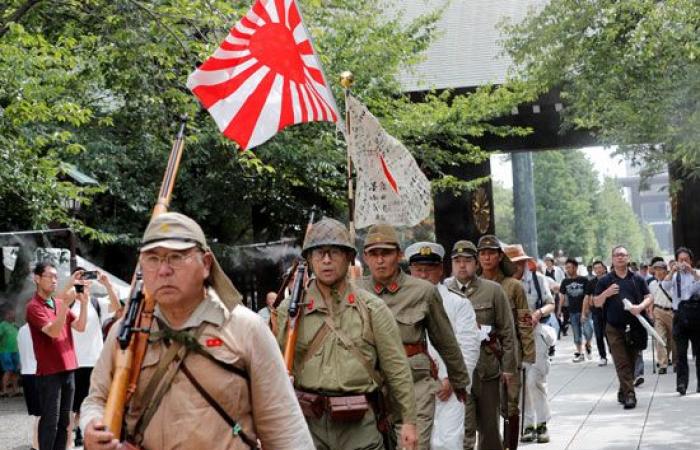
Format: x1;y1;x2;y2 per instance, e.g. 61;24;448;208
26;262;87;450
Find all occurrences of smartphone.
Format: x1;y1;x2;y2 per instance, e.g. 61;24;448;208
75;284;85;293
82;270;98;280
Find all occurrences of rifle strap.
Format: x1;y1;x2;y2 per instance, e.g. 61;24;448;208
299;322;331;367
321;314;384;386
180;361;259;449
131;325;205;444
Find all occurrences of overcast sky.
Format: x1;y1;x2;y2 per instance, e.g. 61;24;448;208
491;146;627;189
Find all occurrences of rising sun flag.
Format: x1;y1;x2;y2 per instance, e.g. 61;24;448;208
186;0;339;150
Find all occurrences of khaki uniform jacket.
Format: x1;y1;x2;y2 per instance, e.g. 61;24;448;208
80;290;314;450
447;276;518;380
493;271;535;365
276;279;417;424
361;271;470;390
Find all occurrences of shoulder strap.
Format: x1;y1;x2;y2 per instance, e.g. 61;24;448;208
532;272;544;309
657;283;674;303
91;296;101;320
131;326;205;444
299;323;332;366
321;314;384;386
180;362;259;449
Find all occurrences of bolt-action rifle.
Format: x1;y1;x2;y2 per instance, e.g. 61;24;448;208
102;117;187;439
282;211;315;377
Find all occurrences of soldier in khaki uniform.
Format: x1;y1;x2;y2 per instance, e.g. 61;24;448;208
277;218;418;450
81;212;314;450
477;235;534;450
446;240;517;450
360;223;470;450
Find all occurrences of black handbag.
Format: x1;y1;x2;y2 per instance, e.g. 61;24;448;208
624;317;648;351
678;296;700;328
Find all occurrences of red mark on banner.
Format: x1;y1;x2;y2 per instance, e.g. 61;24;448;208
379;155;399;194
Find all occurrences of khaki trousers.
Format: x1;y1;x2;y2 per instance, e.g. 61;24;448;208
654;308;676;368
464;375;503;450
307;409;383;450
415;374;438;450
606;324;637;396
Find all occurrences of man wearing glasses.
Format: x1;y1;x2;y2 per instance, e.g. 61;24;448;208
81;212;314;450
593;245;652;409
26;261;88;450
277;218;417;450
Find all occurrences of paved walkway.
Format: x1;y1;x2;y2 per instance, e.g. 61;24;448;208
528;332;700;450
1;333;698;449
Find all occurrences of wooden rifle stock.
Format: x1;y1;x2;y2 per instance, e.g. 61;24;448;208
282;209;315;376
102;117;187;438
283;262;307;375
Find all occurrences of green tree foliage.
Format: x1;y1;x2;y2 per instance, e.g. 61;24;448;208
492;179;515;244
0;0;532;246
503;0;700;181
533;150;596;259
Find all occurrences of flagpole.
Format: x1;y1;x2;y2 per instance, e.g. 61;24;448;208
340;71;355;245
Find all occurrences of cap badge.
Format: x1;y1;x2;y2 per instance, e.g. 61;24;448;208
420;246;432;256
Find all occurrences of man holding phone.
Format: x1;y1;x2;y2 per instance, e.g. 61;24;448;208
60;267;121;446
661;247;700;395
26;262;88;450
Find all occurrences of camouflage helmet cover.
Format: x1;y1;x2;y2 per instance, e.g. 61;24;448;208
302;217;356;257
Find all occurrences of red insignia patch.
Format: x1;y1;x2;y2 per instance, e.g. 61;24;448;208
206;338;223;347
388;282;399;292
307;298;315;310
374;283;383;294
348;293;356;304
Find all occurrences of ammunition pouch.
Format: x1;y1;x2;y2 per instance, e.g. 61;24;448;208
328;395;370;422
295;390;369;422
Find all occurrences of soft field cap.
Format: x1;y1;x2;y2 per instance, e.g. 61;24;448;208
452;240;477;258
364;223;400;251
141;213;206;252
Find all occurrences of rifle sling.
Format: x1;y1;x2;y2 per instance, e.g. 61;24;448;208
131;326;204;444
321;314;384;386
180;361;258;449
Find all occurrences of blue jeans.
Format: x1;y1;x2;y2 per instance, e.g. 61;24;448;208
570;312;594;347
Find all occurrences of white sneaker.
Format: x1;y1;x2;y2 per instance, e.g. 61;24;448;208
598;357;608;366
573;353;585;363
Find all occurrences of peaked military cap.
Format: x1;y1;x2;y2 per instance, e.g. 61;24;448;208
363;223;400;251
477;234;503;251
451;240;477;259
405;242;444;265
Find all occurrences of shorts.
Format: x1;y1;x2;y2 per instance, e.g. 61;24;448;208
0;352;20;373
21;374;41;416
73;367;94;413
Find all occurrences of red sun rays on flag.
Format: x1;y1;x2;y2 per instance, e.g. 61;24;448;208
187;0;339;150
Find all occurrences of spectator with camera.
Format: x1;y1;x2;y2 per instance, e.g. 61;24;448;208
58;267;120;446
661;247;700;395
26;261;88;450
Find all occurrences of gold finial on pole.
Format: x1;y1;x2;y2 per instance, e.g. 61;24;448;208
340;71;354;89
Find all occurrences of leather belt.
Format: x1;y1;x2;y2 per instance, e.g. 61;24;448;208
404;342;428;357
403;342;438;379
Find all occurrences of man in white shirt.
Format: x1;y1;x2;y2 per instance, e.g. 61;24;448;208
661;247;700;395
405;241;480;450
505;245;556;444
649;260;675;374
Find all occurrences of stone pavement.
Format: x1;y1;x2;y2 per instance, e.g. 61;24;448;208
0;332;698;449
523;332;700;450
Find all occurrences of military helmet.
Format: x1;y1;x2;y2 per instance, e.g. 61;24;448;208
301;217;356;258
